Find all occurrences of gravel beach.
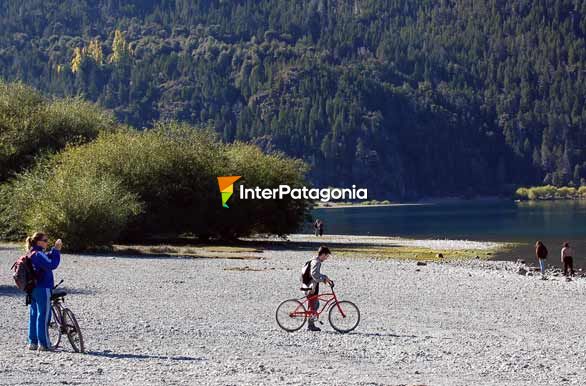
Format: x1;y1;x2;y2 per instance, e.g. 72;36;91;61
1;237;585;386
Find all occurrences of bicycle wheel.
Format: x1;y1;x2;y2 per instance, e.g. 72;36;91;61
48;305;62;349
276;299;307;332
329;300;360;333
62;308;85;353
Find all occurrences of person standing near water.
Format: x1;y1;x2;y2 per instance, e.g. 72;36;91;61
313;219;324;237
561;242;575;277
535;241;548;279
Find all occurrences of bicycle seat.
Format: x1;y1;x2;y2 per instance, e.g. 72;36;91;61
51;291;67;300
300;287;311;291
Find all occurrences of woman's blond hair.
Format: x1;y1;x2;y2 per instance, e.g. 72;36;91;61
25;232;47;250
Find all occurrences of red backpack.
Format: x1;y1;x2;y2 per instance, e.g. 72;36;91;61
11;251;37;293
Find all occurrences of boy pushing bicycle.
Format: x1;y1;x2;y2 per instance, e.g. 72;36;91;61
300;246;333;332
277;245;359;333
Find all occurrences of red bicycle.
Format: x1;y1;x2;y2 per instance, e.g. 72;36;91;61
276;282;360;333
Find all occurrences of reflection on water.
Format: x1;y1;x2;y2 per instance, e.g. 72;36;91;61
310;200;586;266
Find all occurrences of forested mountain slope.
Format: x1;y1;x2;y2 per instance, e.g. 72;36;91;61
2;0;586;198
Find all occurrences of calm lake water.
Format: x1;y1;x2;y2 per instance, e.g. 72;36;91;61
310;200;586;266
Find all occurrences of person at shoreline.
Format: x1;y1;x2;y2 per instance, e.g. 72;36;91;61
561;242;575;277
26;232;62;351
300;246;333;332
535;241;548;279
313;219;325;237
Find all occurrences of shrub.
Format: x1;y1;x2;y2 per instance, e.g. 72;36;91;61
14;123;310;243
1;165;142;250
1;121;310;246
50;123;226;239
557;186;576;198
0;81;116;181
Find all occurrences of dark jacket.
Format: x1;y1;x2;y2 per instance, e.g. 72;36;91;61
536;244;548;259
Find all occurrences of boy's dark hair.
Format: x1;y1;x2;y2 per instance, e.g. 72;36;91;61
317;246;330;256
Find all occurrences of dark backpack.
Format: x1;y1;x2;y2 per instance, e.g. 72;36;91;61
300;260;312;286
11;251;37;293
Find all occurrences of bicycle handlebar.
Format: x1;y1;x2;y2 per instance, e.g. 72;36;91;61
53;279;64;290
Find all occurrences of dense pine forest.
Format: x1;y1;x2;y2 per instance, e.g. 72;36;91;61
1;0;586;198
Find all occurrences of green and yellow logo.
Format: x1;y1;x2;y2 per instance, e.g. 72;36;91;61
217;176;241;208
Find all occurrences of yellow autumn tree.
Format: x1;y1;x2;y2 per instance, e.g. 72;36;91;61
87;39;103;65
110;29;128;63
71;47;84;73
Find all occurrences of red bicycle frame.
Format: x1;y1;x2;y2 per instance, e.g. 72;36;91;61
290;286;347;319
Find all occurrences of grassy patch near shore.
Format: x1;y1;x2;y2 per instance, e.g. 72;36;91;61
109;234;513;262
109;242;497;262
111;244;263;260
332;245;496;261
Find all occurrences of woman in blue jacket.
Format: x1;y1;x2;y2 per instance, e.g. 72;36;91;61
26;232;62;351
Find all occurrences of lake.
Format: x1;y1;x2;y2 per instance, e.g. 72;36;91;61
310;200;586;266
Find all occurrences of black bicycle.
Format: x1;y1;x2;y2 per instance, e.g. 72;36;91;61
48;280;85;353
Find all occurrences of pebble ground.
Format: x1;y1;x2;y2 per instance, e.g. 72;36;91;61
1;244;585;385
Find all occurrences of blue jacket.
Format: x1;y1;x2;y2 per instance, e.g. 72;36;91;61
30;245;60;288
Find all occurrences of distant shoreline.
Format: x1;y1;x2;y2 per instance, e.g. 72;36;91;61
516;197;586;202
314;196;512;209
314;202;425;209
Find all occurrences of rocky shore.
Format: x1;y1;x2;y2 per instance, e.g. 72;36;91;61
1;237;585;385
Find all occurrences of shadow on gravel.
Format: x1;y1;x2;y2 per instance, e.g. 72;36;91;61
0;285;22;297
350;332;418;338
87;350;203;361
321;330;417;338
0;285;95;298
76;251;261;261
69;251;190;260
57;287;96;296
